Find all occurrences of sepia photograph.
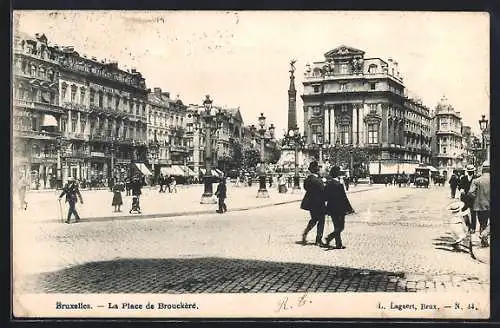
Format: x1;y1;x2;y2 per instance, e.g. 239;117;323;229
11;10;490;319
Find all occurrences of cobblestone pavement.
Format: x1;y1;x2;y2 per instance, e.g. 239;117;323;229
14;185;489;294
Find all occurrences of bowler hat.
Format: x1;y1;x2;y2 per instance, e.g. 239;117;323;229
447;201;464;214
466;164;475;171
329;165;341;178
308;161;319;173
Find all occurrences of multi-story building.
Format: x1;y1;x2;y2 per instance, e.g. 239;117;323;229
301;45;433;176
403;97;433;165
13;31;152;188
146;88;190;177
460;125;474;167
54;45;150;184
185;104;244;176
13;32;63;190
430;96;464;176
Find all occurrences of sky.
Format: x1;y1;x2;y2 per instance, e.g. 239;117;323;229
14;11;490;136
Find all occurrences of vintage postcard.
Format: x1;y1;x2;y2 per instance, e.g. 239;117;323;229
11;10;490;319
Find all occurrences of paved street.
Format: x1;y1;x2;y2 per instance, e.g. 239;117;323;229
14;185;489;294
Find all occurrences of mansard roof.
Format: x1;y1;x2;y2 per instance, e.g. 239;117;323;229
324;45;365;58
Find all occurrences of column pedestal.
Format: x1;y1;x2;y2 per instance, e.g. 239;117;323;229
200;174;217;204
256;175;269;198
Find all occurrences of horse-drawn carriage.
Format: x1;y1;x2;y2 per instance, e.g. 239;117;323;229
414;167;430;188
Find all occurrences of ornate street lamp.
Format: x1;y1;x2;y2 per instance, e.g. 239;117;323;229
284;125;306;190
479;114;489;163
200;95;223;204
256;113;270;198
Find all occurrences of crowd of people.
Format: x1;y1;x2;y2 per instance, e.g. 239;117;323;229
447;162;491;248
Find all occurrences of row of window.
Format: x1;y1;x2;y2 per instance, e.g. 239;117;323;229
310;123;380;145
16;87;57;105
17;59;57;82
61;84;147;117
312;82;378;93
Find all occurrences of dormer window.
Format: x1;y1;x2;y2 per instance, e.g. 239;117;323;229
368;64;377;74
313;85;320;93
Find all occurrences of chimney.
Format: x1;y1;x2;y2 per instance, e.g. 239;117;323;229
131;68;137;74
153;87;162;96
162;92;170;99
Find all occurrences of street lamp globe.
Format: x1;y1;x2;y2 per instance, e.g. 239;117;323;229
203;95;213;114
479;114;488;131
268;123;275;139
258;113;266;129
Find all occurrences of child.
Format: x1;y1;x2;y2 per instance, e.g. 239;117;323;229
446;201;470;247
129;177;142;214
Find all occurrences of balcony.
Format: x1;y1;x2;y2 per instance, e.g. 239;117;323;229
14;99;63;114
31;153;58;162
67;132;87;141
170;145;187;153
15;129;62;140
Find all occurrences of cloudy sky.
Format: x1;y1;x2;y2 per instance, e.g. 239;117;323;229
14;11;489;136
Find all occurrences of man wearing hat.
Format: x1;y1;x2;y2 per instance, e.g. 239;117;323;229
300;161;326;246
467;160;490;247
458;164;477;232
58;177;84;224
323;165;355;249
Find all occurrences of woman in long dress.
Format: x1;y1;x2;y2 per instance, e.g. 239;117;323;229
112;180;124;212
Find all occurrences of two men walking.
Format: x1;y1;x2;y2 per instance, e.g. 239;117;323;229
300;161;354;249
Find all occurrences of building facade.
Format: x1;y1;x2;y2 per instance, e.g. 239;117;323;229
146;88;189;177
13;32;152;188
185;104;244;176
431;96;464;176
301;45;433;176
13;32;63;190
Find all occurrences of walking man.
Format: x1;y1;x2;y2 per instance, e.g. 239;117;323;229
458;164;477;232
467;161;490;247
215;176;227;213
323;166;355;249
449;172;459;199
58;177;84;224
299;161;326;246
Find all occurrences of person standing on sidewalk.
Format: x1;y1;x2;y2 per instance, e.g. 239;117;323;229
449;173;459;199
16;172;28;211
215;176;227;213
58;177;84;224
322;166;355;250
299;161;326;246
467;161;490;247
111;179;124;212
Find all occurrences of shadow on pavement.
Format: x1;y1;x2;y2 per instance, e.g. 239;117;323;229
433;234;470;254
20;257;415;294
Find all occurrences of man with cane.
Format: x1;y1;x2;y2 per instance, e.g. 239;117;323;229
58;177;84;224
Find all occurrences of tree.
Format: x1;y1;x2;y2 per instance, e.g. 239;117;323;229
243;148;261;171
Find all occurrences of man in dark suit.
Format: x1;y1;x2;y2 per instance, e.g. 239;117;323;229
449;172;459;198
215;176;227;213
300;161;326;246
58;177;84;224
323;166;355;249
458;164;477;232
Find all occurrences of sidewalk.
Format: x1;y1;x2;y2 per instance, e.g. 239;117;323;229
14;183;380;223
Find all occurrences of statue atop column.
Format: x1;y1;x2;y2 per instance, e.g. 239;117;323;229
289;59;296;77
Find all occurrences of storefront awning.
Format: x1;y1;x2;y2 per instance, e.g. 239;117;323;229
200;168;219;176
134;162;152;176
41;114;58;127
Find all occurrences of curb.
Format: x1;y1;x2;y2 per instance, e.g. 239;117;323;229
27;186;382;224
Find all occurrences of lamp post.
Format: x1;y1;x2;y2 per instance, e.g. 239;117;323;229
256;113;270;198
284;125;306;191
479;114;489;163
200;95;223;204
